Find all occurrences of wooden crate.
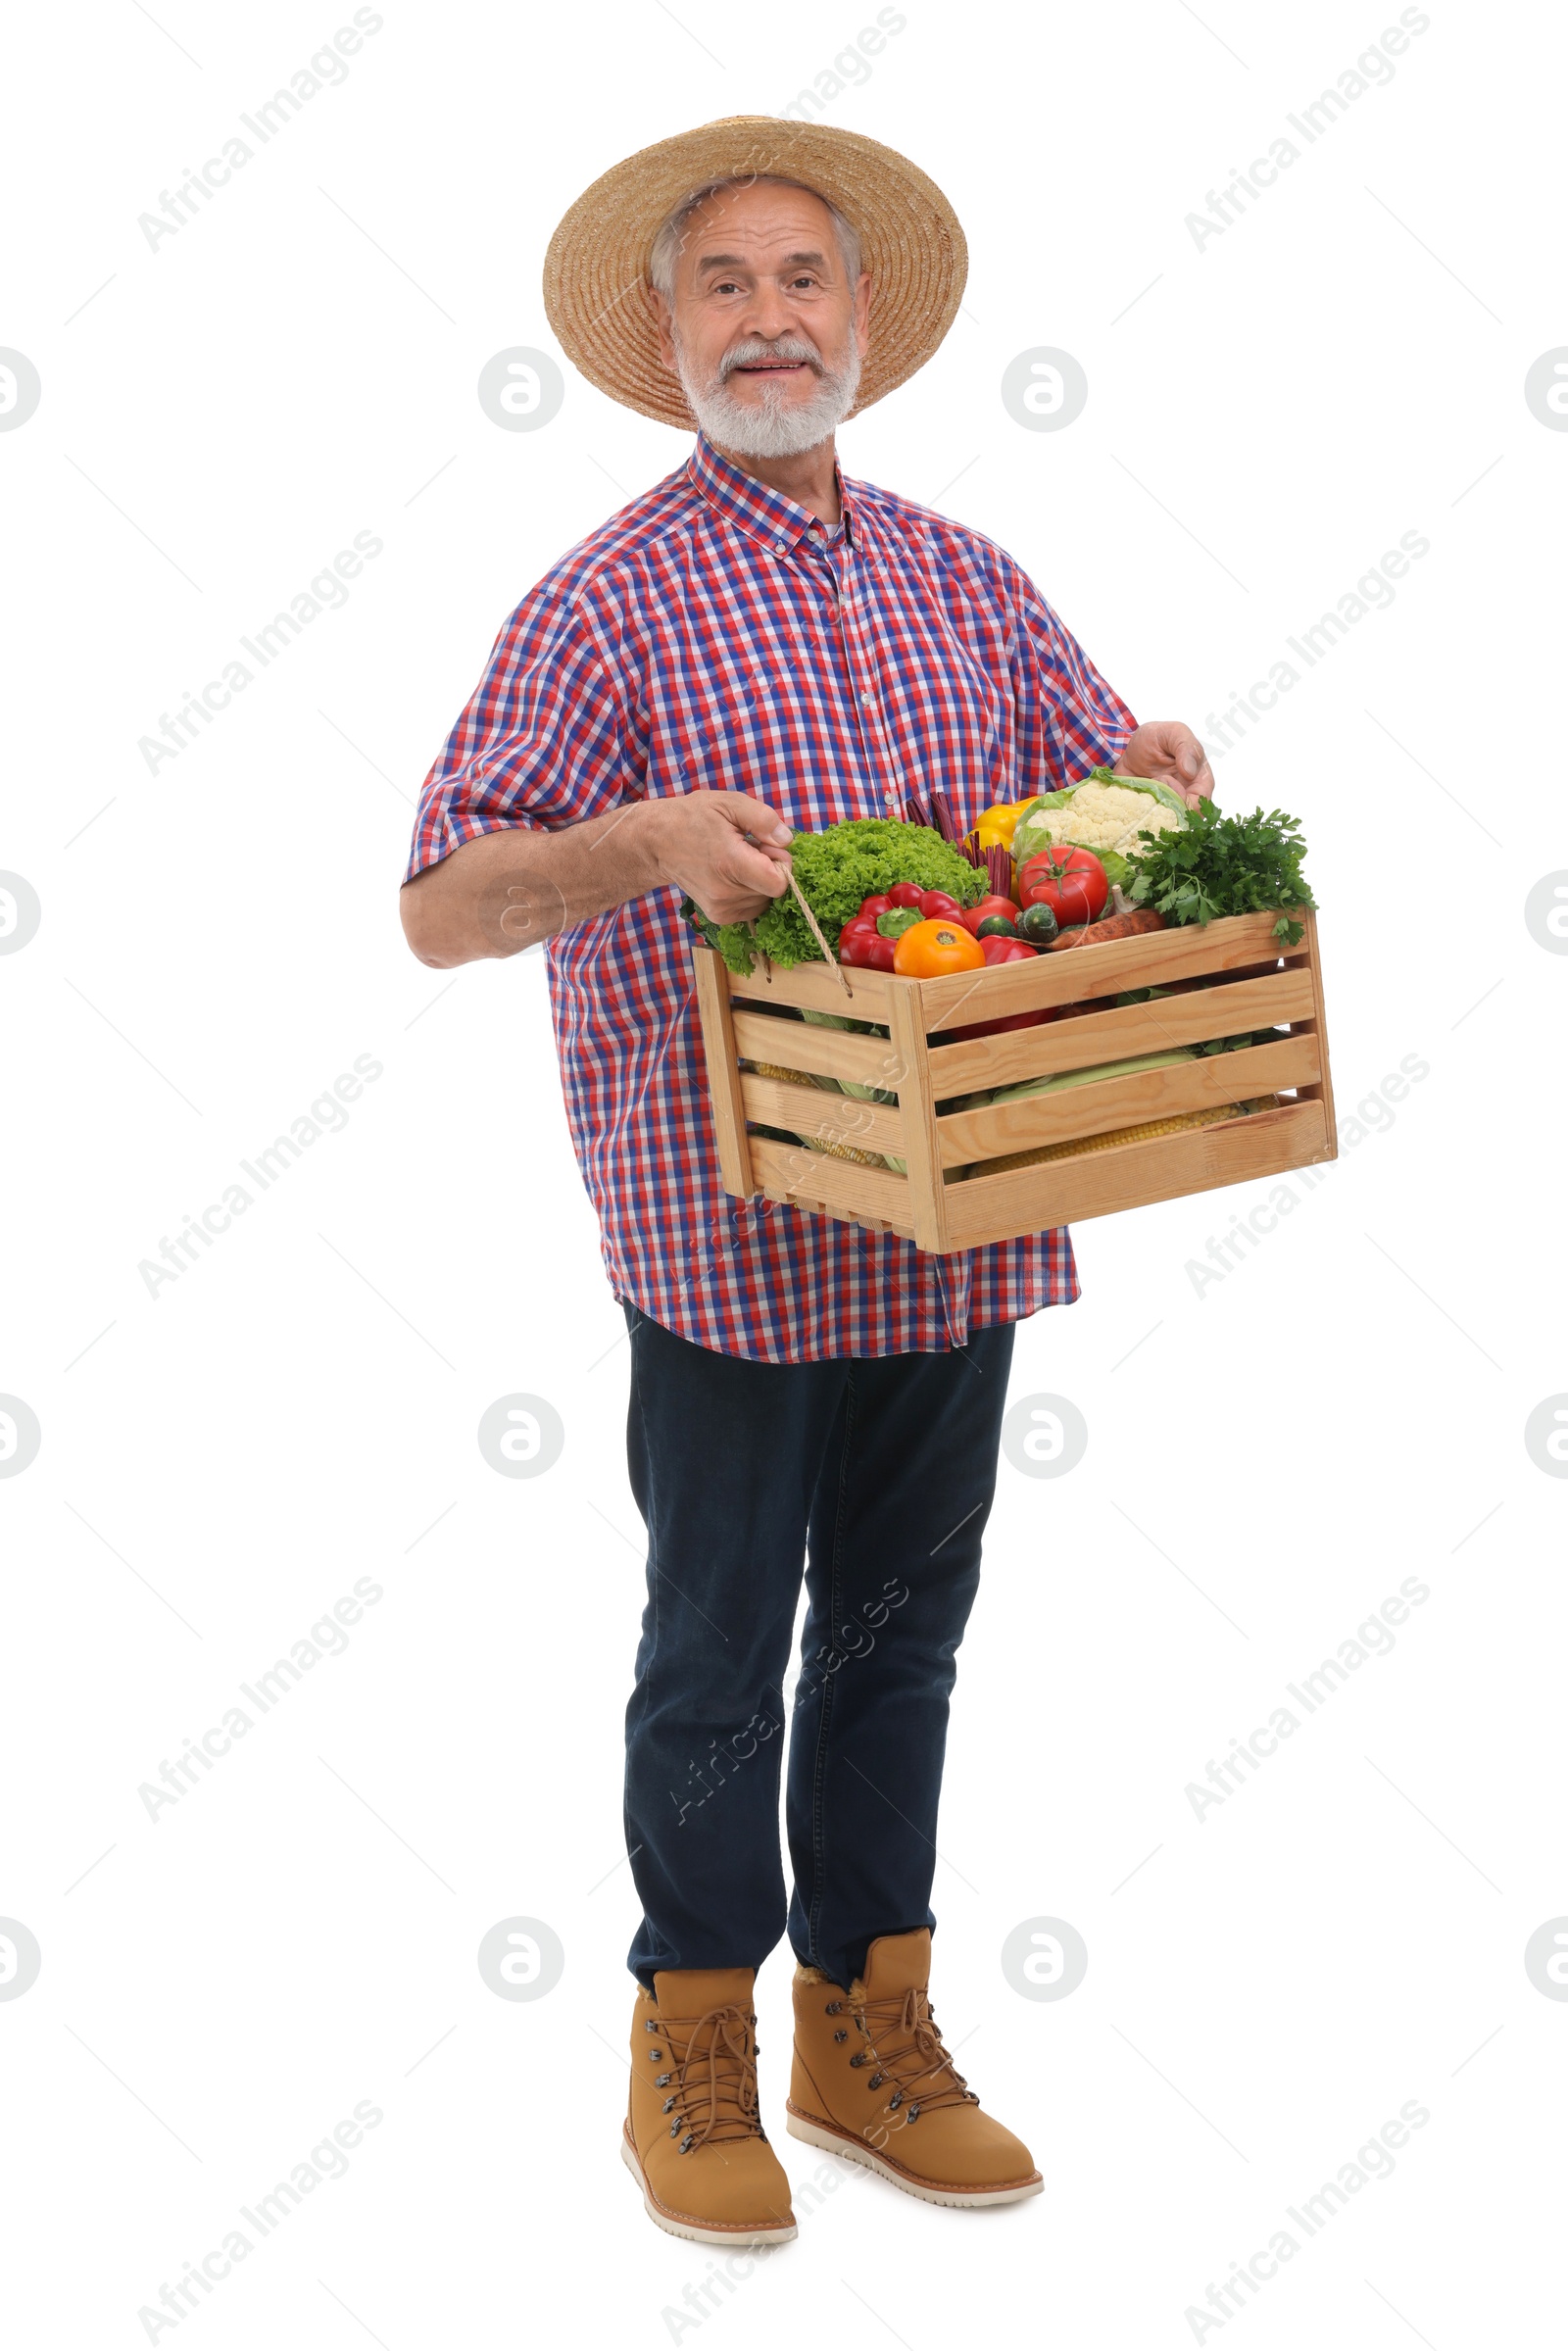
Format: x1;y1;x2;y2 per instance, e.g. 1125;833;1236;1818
691;910;1336;1253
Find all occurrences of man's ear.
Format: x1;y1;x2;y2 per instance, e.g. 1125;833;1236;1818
853;271;873;363
646;284;679;376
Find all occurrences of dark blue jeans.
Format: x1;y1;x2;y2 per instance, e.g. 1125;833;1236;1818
621;1301;1016;1989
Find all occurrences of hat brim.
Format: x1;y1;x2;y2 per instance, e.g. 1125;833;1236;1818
542;115;967;429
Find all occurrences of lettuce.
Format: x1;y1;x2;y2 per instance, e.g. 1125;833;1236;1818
687;819;985;971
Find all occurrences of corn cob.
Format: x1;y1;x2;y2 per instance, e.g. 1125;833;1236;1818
743;1058;814;1087
983;1099;1262;1175
802;1136;889;1165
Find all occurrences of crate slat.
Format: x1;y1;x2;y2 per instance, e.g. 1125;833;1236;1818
943;1099;1331;1249
886;980;948;1251
730;1009;894;1088
926;966;1316;1096
750;1135;916;1235
692;944;756;1198
738;1072;906;1157
729;956;897;1018
914;909;1303;1026
1293;910;1338;1135
934;1032;1321;1165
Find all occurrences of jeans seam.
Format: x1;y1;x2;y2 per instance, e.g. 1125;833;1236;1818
806;1365;856;1969
625;1324;665;1980
627;1327;658;1743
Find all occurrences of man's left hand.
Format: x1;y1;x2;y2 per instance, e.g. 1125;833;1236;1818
1114;720;1214;809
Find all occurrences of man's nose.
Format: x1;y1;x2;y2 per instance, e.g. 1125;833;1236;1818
741;281;804;342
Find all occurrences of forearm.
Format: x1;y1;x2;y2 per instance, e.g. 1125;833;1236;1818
400;802;665;968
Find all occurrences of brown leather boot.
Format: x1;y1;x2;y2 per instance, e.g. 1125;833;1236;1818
786;1929;1042;2207
621;1967;797;2245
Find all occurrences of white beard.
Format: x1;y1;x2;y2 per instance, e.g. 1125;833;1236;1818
674;329;861;459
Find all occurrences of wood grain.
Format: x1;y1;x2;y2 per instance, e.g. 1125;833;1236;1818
1293;909;1339;1152
692;947;756;1198
886;979;948;1252
750;1135;916;1235
731;1010;896;1089
730;956;896;1019
925;967;1315;1097
933;1033;1320;1165
912;909;1300;1026
738;1072;906;1157
943;1100;1331;1250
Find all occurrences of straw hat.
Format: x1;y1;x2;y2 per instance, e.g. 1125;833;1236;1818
542;116;967;429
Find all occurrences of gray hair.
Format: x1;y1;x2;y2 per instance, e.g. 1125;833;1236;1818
648;175;862;300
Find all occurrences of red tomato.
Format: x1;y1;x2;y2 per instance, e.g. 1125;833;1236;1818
979;936;1040;964
918;890;963;919
887;881;925;908
959;894;1020;935
1017;845;1108;928
858;894;893;920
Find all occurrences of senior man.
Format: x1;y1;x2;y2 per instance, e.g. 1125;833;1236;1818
401;118;1212;2247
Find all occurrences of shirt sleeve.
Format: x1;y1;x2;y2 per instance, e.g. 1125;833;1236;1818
404;584;634;882
1004;562;1136;794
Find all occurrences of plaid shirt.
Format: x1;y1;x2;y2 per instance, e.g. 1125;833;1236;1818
407;435;1133;1362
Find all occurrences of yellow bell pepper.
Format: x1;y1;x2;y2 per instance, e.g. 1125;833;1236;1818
974;801;1028;851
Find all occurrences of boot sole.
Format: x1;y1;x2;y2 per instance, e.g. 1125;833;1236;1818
619;2128;798;2247
784;2106;1044;2208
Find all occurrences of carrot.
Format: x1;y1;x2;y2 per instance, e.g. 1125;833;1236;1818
1046;907;1167;953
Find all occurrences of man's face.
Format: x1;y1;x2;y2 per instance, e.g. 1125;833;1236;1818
649;180;871;459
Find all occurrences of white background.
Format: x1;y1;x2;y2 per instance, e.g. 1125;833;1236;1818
4;1;1566;2343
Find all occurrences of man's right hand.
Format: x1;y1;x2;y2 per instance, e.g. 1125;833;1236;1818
646;790;794;924
399;788;794;968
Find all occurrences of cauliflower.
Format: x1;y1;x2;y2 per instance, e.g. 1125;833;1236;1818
1027;779;1185;857
1011;767;1192;885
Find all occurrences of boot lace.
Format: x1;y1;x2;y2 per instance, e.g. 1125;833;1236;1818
856;1986;976;2121
654;2003;762;2153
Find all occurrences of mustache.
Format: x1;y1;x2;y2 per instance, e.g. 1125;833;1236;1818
718;335;825;382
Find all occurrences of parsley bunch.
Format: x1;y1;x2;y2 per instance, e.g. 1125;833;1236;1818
1125;801;1316;945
